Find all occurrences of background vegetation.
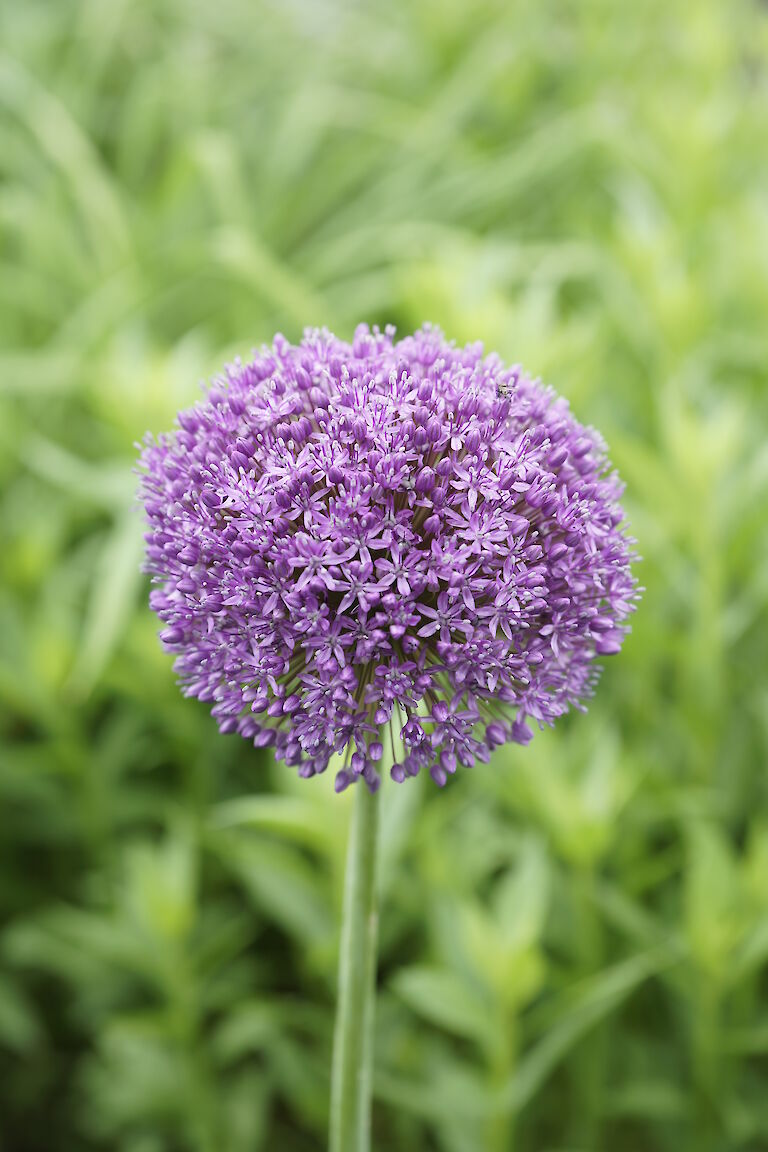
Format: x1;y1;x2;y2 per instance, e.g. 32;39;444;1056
1;1;768;1149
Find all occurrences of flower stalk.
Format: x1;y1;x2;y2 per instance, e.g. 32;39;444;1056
330;777;380;1152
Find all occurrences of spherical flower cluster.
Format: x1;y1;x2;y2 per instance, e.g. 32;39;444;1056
140;325;638;791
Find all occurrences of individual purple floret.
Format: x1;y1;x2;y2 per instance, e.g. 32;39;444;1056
139;324;638;791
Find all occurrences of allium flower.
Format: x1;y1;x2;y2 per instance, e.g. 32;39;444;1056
139;325;638;792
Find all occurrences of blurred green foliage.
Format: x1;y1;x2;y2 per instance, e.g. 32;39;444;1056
1;0;768;1149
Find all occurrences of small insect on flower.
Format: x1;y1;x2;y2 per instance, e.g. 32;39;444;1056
139;325;639;792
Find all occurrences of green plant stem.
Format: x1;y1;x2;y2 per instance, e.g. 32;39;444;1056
330;779;380;1152
487;1022;516;1152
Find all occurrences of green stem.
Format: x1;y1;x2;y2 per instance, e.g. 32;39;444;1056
330;779;380;1152
486;1021;516;1152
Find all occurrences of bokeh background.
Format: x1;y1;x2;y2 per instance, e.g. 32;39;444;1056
2;1;768;1149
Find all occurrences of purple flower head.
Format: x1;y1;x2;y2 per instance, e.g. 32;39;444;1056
139;324;639;791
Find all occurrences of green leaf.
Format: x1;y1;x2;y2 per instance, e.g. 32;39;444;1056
210;794;337;852
501;949;673;1113
0;972;43;1053
390;965;493;1045
492;834;550;954
214;835;333;946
